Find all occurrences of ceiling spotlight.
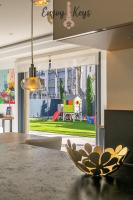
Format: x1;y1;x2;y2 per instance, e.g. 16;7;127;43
33;0;48;6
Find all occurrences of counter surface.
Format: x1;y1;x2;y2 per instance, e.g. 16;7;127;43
0;134;132;200
0;143;81;200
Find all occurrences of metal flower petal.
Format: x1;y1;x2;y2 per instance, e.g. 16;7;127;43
89;152;100;166
84;143;92;154
100;152;111;165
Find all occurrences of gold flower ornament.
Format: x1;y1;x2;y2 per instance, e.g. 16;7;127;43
66;140;128;176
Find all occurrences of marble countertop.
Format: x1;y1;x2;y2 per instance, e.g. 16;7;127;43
0;143;81;200
0;134;133;200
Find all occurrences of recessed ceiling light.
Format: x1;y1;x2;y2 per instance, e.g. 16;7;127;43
9;33;13;36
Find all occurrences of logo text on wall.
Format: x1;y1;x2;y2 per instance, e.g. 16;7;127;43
42;1;92;30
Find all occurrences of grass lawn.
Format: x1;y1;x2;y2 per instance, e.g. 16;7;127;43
30;119;96;137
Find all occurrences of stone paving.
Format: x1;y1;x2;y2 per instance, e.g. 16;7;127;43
30;131;96;151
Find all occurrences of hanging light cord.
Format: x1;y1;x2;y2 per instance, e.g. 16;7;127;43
31;0;34;65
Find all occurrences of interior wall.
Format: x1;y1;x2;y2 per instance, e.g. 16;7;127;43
107;48;133;110
16;50;99;72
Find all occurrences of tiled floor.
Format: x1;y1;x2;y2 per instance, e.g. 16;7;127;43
30;131;96;151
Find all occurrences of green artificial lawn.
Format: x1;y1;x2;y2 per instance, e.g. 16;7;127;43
30;119;96;137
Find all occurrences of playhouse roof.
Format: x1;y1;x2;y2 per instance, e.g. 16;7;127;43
65;95;81;100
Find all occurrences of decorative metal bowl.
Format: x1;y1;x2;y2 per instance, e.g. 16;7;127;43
66;140;128;176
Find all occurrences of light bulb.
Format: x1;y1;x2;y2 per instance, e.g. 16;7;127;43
33;0;48;6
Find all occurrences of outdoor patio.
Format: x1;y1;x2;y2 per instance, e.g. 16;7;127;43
29;130;96;151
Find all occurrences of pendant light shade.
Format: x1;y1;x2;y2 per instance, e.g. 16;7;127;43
21;77;42;91
21;0;43;92
33;0;48;6
21;64;43;91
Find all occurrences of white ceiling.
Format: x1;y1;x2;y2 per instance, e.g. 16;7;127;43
0;0;96;64
0;0;53;47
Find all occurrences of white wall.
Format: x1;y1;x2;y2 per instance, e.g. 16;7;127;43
16;50;99;72
107;48;133;110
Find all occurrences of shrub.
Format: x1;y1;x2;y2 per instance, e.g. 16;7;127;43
86;75;93;116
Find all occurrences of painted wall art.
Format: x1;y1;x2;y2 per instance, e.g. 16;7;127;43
0;69;15;104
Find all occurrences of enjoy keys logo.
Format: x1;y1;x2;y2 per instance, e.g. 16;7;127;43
42;0;92;30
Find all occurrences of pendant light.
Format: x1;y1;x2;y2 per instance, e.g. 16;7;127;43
48;56;52;71
33;0;48;6
21;0;43;92
48;57;58;78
